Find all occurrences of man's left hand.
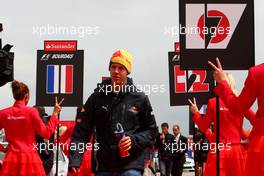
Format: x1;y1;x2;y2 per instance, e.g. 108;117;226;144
119;136;132;151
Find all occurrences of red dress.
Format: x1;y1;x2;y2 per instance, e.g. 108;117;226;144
0;101;59;176
78;149;94;176
215;63;264;176
0;144;4;151
57;123;75;156
193;98;255;176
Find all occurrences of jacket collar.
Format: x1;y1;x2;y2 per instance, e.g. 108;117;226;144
14;100;26;108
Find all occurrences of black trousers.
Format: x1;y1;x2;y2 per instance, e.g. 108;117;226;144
171;158;184;176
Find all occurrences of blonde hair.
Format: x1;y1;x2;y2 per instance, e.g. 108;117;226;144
225;73;238;95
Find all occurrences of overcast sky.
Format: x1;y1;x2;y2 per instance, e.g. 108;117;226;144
1;0;263;136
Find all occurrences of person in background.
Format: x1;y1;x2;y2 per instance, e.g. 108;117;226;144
194;128;210;176
69;106;94;176
0;80;63;176
156;122;174;176
171;124;187;176
188;72;255;176
208;58;264;176
33;106;55;175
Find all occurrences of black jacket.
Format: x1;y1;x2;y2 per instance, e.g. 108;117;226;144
172;134;188;163
156;133;175;159
69;78;158;172
35;114;54;175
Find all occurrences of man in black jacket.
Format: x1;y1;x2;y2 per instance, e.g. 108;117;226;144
69;49;158;176
33;106;54;175
171;124;188;176
156;123;175;176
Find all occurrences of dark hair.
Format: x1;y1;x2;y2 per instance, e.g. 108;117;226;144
11;80;29;101
161;122;169;129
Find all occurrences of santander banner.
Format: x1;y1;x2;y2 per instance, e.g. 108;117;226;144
44;40;77;52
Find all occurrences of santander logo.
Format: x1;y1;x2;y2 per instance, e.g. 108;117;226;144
44;40;77;51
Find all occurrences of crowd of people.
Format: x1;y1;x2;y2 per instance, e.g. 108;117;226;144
0;49;263;176
155;123;188;176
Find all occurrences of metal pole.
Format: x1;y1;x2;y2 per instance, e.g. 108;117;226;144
0;23;3;49
193;121;197;176
216;95;220;176
55;113;60;176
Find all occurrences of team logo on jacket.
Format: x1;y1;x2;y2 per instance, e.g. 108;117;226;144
46;65;73;94
129;106;139;114
101;105;109;111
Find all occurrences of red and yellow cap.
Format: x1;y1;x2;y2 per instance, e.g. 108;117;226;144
109;49;133;74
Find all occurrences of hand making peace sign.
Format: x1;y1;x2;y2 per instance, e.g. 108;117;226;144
188;97;199;114
52;97;64;116
208;57;227;83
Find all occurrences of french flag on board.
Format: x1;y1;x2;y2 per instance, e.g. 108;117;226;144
46;65;73;94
